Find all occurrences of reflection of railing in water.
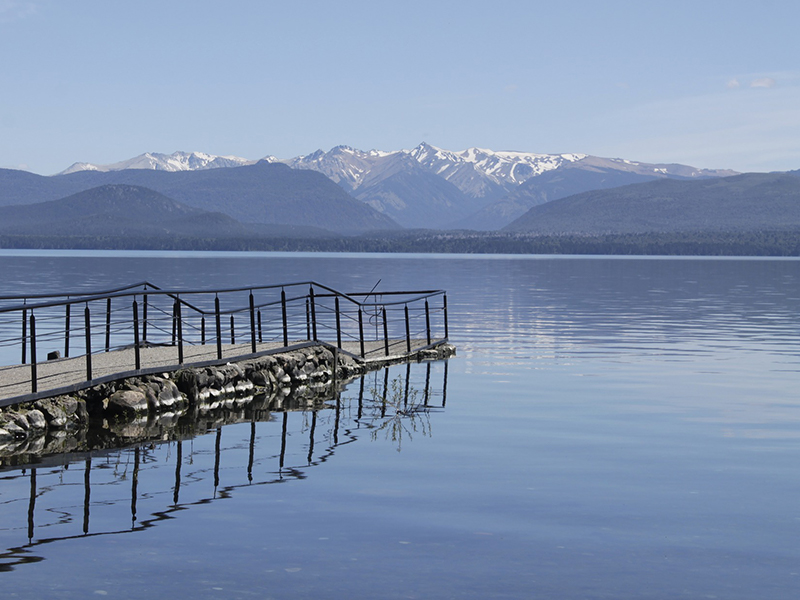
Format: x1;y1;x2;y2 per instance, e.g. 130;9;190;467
0;361;448;572
0;280;449;404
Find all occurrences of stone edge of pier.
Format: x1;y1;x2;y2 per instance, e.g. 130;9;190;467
0;341;456;446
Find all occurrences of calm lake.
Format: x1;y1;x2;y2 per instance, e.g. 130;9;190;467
0;250;799;599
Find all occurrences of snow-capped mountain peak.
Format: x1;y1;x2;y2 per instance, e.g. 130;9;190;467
401;142;587;196
284;145;394;190
58;151;255;175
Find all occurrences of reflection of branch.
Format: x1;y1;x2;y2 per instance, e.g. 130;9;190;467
366;376;432;452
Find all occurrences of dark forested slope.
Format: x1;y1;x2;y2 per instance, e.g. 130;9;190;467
504;173;800;234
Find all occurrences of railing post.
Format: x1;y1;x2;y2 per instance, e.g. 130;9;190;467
21;305;27;365
443;294;449;339
215;295;222;360
404;304;411;353
171;301;177;346
335;296;342;349
309;286;317;341
358;307;365;358
281;289;288;347
257;310;263;343
142;293;148;342
201;316;206;345
132;299;141;371
84;304;92;382
249;292;257;353
104;297;111;352
230;315;236;345
29;313;37;393
64;302;71;358
382;307;389;356
305;298;311;340
175;297;184;365
425;299;431;345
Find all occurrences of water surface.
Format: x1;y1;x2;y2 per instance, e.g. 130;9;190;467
0;251;798;599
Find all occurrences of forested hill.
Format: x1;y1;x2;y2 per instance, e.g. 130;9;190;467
0;184;337;239
0;162;399;234
504;172;800;234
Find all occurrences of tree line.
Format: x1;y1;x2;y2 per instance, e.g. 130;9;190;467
2;229;800;256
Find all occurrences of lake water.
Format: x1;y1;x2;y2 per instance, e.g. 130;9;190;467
0;250;799;599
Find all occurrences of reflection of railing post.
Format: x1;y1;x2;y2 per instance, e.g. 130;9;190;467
214;428;222;492
442;360;448;408
425;300;431;345
21;305;27;365
104;297;111;352
248;420;256;483
404;362;411;408
382;307;389;356
307;410;317;465
281;289;289;347
334;393;341;445
176;297;184;365
215;295;222;360
174;441;182;506
404;304;411;353
84;304;92;381
133;300;141;371
83;457;91;535
29;313;37;393
358;307;365;358
309;286;317;341
443;294;449;340
280;412;288;472
27;468;35;543
358;376;365;420
424;362;431;406
65;302;71;358
335;296;342;348
381;367;389;416
132;447;140;528
249;292;257;353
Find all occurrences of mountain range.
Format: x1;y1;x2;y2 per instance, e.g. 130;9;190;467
0;148;798;254
54;144;737;230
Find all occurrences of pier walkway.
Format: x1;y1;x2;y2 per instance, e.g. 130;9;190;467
0;281;449;407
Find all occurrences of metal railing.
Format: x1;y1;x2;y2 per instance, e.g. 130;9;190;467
0;281;449;396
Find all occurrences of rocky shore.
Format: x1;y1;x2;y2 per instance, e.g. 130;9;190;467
0;342;455;463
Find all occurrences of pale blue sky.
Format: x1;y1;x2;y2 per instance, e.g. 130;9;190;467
1;0;798;174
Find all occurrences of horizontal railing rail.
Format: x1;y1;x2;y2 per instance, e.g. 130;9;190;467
0;280;449;402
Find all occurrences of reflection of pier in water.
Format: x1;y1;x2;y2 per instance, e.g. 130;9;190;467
0;361;448;572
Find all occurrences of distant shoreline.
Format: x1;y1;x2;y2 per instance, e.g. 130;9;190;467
2;230;800;257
